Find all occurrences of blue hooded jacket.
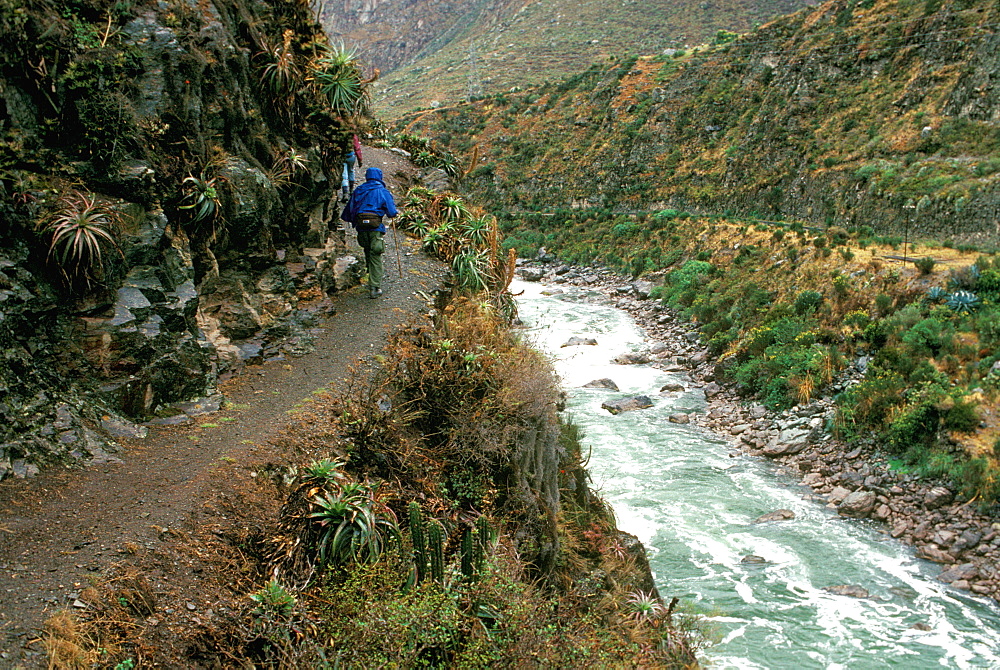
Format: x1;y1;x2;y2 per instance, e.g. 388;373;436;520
341;167;398;233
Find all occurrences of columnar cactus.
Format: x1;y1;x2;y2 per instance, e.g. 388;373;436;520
474;515;492;575
408;502;427;582
461;527;474;580
428;520;446;584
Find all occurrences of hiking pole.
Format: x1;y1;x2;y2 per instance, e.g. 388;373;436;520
390;217;403;278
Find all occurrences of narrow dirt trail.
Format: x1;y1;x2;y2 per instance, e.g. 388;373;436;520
0;148;446;667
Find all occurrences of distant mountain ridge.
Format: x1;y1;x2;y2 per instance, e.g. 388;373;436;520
395;0;1000;244
317;0;811;115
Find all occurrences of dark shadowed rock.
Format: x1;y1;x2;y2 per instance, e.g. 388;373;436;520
754;509;796;524
583;378;619;391
703;382;722;398
602;395;654;415
561;336;598;347
823;585;869;598
660;382;685;392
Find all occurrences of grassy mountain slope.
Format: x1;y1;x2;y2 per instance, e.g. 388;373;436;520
384;0;1000;508
319;0;810;116
396;0;1000;243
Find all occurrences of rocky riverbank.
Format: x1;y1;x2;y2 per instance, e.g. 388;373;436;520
516;258;1000;604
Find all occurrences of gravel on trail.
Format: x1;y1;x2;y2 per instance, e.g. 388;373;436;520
0;147;448;667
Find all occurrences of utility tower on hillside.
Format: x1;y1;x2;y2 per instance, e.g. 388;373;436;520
467;40;483;101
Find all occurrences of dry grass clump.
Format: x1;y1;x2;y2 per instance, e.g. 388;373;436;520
42;610;104;669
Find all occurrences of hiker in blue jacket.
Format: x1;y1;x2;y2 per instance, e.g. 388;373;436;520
341;167;398;298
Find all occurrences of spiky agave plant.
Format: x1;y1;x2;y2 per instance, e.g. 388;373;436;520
267;147;309;188
179;172;221;225
302;458;346;487
625;590;665;624
398;210;430;236
947;290;980;313
260;29;300;97
40;190;122;290
461;213;495;246
452;249;489;292
401;186;434;210
309;482;400;567
438;195;470;223
309;44;367;116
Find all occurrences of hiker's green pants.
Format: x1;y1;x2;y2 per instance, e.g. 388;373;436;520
357;230;384;289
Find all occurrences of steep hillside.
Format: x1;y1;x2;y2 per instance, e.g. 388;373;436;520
397;0;1000;243
0;0;357;478
319;0;810;115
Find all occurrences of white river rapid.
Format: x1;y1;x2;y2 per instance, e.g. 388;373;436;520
513;279;1000;669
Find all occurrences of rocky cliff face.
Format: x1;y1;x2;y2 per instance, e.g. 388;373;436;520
397;0;1000;243
0;0;357;479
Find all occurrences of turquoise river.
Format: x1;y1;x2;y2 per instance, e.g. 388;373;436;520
514;280;1000;669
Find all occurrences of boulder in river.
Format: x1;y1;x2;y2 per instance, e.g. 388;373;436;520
602;395;654;415
612;350;652;365
838;490;877;518
827;486;852;505
754;509;796;524
741;555;769;564
561;336;598;347
517;267;545;281
823;585;869;598
583;378;619;391
660;382;685;392
668;413;690;424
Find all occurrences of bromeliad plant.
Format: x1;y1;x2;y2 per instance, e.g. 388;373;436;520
309;482;401;567
179;171;221;226
39;190;123;291
270;459;401;584
308;44;370;116
397;185;518;318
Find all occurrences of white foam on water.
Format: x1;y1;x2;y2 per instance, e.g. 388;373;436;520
515;287;1000;668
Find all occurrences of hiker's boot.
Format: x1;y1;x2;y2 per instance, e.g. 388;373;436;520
369;286;382;299
340;186;349;203
348;180;355;196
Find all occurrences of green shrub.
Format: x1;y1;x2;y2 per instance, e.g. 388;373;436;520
874;293;894;315
900;317;954;357
501;230;545;258
956;457;1000;504
793;290;824;315
861;319;889;347
914;257;936;275
943;398;979;432
611;222;637;238
885;384;947;453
